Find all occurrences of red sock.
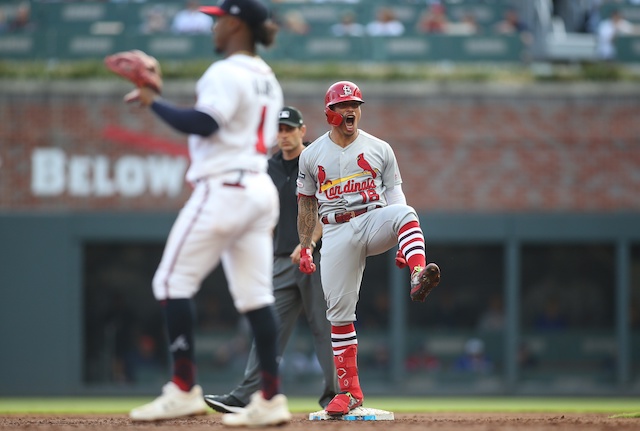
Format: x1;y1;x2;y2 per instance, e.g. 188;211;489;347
331;324;363;399
171;359;195;391
260;371;280;401
398;221;426;270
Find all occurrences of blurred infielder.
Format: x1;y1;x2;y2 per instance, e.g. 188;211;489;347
119;0;291;427
296;80;441;416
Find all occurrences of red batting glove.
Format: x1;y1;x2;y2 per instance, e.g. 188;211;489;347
299;247;316;274
395;249;407;269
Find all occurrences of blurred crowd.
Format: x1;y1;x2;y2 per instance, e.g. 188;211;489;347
0;2;33;33
7;0;640;62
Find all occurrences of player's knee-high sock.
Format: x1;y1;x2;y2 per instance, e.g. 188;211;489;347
331;324;363;399
398;221;426;271
245;305;280;400
162;298;196;391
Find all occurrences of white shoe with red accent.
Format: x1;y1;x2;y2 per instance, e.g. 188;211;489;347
129;382;208;421
221;391;291;427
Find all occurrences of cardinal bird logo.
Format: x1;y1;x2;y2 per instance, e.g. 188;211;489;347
318;165;330;188
357;153;377;179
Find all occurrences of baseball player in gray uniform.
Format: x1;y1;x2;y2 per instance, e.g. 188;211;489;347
126;0;291;427
296;81;441;416
204;106;338;414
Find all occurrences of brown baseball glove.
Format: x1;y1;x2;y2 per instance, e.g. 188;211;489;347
104;50;162;93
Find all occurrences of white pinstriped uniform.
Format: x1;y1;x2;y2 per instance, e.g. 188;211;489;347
152;53;284;313
297;130;421;324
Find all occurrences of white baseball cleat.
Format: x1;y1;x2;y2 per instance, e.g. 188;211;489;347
221;391;291;427
129;382;208;421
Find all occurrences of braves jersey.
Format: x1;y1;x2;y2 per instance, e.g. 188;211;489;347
188;53;284;182
297;130;402;216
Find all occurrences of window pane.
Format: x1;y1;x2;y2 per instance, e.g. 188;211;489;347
83;242;247;389
405;245;504;392
83;243;168;385
520;244;616;390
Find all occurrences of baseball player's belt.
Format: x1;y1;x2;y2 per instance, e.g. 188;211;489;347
321;205;382;224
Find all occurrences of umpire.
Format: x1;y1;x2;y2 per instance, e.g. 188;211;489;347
205;106;339;412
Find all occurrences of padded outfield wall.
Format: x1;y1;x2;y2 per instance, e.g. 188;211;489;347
1;80;640;396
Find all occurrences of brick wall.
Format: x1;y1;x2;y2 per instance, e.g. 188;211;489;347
1;80;639;213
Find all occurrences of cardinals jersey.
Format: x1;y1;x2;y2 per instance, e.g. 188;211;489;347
297;129;402;216
187;53;284;182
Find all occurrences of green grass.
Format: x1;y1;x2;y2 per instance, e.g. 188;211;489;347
611;412;640;418
0;397;638;415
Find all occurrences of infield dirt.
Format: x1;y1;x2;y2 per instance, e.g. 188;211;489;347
1;413;638;431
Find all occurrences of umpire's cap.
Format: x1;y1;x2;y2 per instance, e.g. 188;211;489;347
200;0;269;28
278;106;304;128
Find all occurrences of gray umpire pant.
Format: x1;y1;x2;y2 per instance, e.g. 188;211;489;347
229;251;338;408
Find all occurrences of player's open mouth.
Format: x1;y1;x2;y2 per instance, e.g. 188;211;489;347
345;115;355;129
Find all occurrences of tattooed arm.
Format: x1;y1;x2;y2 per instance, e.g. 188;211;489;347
298;195;319;249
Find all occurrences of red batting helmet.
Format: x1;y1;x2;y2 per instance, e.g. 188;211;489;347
324;81;364;126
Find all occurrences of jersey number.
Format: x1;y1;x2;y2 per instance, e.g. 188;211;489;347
255;106;267;155
360;189;380;203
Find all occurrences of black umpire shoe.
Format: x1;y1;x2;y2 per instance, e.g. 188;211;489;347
204;393;246;413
